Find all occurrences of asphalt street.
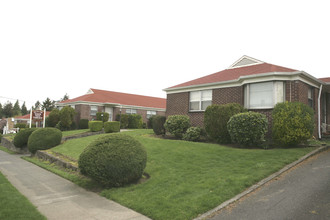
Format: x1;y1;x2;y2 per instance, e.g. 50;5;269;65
209;149;330;220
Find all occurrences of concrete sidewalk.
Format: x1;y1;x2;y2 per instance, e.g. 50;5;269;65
0;150;150;220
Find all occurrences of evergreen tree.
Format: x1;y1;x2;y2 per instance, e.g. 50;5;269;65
21;102;28;115
61;93;69;101
13;100;21;116
34;101;41;110
3;102;14;118
42;97;56;111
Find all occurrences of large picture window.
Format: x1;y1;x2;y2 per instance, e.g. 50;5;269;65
189;90;212;111
244;81;284;109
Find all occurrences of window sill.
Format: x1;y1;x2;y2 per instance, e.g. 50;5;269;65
189;110;206;113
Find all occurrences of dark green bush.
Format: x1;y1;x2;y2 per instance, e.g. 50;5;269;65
27;128;62;153
152;115;166;135
79;119;89;129
104;121;120;133
59;106;76;130
14;123;27;129
164;115;190;139
78;134;147;187
13;128;37;148
147;115;155;129
183;127;202;142
272;102;314;146
47;109;60;127
96;112;109;122
128;114;143;129
204;103;246;144
88;121;103;132
116;114;129;129
227;112;268;147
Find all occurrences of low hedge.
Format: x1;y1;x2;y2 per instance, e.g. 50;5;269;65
183;127;202;142
27;128;62;153
164;115;190;139
88;121;103;132
78;134;147;187
13;128;38;148
104;121;120;133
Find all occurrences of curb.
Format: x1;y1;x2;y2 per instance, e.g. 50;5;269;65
194;145;330;220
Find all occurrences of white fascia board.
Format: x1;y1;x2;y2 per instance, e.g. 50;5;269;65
56;101;165;111
164;71;325;94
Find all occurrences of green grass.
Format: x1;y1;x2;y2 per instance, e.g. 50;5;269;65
61;129;90;137
0;145;16;154
0;171;46;220
44;129;318;220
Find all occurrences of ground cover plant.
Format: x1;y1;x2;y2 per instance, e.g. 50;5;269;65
61;129;90;137
0;171;46;220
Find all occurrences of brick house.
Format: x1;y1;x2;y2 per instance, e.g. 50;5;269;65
164;56;330;138
57;88;166;125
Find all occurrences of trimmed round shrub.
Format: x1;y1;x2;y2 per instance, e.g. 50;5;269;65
13;128;37;148
164;115;190;139
204;103;246;144
47;109;60;127
152;115;166;135
78;134;147;187
272;102;314;146
183;127;202;142
88;121;103;132
227;112;268;147
27;128;62;153
79;119;89;129
104;121;120;133
96;112;109;122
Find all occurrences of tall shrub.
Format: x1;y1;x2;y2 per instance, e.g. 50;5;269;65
204;103;246;143
164;115;190;139
47;109;60;127
116;114;129;129
59;106;76;130
128;114;143;129
152;115;166;135
272;102;314;146
96;112;109;122
79;119;89;129
227;112;268;147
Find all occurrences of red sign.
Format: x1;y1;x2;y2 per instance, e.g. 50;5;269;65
32;110;44;121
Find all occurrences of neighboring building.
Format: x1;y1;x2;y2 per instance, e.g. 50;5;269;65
164;55;330;138
15;111;51;126
57;88;166;124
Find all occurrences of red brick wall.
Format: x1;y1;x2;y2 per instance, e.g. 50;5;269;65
166;81;320;137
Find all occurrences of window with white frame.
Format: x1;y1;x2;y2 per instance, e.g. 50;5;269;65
90;106;98;116
126;109;137;114
189;90;212;111
244;81;284;109
147;110;156;118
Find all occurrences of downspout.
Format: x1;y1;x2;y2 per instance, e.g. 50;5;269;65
318;84;323;139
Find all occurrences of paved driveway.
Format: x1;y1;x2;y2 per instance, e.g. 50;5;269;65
209;149;330;220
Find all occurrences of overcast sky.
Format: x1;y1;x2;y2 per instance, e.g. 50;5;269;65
1;0;329;109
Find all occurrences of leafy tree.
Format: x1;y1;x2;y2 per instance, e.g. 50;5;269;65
3;102;14;118
61;93;69;101
21;102;28;115
42;97;56;111
13;100;21;116
34;101;41;109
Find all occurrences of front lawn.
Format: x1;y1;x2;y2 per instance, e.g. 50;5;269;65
45;129;317;220
0;171;46;220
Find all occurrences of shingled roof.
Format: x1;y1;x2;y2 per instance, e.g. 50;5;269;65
59;89;166;109
167;56;298;90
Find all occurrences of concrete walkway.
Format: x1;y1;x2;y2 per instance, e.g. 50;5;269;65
209;149;330;220
0;150;150;220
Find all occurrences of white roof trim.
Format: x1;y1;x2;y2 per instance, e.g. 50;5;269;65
228;55;264;69
164;71;323;94
86;89;94;94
